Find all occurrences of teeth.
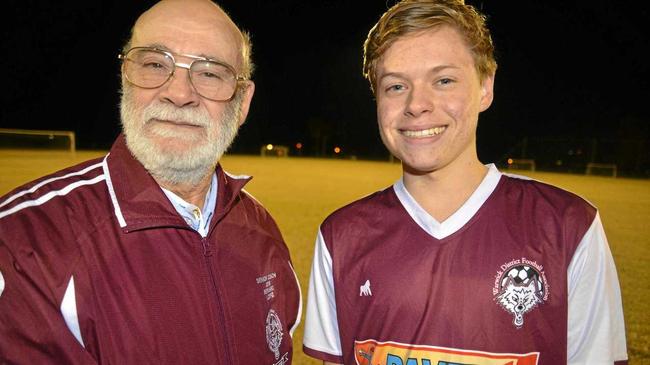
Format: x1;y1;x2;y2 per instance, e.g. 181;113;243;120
402;126;446;138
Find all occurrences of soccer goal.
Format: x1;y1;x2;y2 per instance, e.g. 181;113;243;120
585;163;617;178
260;144;289;157
0;128;76;153
506;158;536;172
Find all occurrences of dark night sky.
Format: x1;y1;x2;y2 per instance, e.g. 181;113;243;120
2;1;648;165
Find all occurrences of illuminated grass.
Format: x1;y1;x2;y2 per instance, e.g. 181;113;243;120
1;151;648;364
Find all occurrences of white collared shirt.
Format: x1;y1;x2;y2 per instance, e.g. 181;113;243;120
161;173;218;238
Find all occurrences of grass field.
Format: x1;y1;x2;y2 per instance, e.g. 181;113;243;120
1;150;649;364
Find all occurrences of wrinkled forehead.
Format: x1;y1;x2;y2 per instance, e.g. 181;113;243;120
130;0;243;68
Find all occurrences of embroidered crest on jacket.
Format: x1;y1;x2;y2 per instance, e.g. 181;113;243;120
266;309;283;359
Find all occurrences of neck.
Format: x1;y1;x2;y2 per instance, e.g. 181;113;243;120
157;172;213;209
403;157;487;222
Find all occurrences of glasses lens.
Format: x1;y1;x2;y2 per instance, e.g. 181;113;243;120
124;49;173;88
190;61;237;101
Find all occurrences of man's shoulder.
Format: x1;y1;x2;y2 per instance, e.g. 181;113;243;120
230;187;284;231
0;157;108;222
499;173;597;220
322;185;397;228
235;187;272;216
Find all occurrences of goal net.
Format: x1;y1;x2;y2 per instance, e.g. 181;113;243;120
260;144;289;157
585;163;617;177
506;158;536;171
0;128;76;153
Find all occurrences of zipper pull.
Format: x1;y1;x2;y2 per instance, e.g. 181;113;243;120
202;238;212;257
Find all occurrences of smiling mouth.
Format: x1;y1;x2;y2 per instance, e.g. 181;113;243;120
150;118;203;128
400;126;447;138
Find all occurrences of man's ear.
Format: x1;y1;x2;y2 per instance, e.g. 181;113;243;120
479;73;495;112
237;80;255;126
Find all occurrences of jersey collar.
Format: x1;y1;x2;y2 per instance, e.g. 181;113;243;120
393;164;502;240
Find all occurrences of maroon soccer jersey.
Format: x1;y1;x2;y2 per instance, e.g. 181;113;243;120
304;165;627;365
0;135;301;364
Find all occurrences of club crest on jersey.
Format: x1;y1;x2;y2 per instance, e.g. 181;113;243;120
266;309;284;360
493;258;549;329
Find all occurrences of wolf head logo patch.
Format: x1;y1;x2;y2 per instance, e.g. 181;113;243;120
493;258;549;328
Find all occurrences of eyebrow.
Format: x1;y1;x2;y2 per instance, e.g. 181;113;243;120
143;43;172;52
378;64;461;82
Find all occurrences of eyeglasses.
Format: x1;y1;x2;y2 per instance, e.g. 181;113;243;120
119;47;246;101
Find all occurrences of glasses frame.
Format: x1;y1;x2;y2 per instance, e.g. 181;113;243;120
118;46;248;102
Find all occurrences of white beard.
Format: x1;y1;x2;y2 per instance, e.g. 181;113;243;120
120;85;243;187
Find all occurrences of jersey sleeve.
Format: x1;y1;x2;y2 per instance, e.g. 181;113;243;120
302;228;344;363
567;212;628;364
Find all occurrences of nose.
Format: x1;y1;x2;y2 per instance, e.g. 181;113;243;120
404;84;434;118
158;67;200;108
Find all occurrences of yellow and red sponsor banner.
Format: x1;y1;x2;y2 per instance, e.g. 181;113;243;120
354;339;539;365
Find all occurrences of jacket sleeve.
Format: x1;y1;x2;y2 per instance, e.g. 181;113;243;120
567;212;628;364
0;236;96;364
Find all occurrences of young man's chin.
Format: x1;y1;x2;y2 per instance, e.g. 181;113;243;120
399;156;446;176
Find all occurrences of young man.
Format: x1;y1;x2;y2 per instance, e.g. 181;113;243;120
0;1;301;363
303;1;628;364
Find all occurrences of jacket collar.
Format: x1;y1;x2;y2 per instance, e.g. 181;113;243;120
103;134;251;233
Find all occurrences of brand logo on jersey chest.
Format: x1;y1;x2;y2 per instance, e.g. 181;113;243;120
360;279;372;296
493;257;550;328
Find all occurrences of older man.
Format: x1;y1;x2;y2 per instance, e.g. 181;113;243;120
0;1;301;363
303;1;627;365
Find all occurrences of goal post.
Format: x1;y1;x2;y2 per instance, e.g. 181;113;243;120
506;158;536;172
0;128;76;153
585;163;617;177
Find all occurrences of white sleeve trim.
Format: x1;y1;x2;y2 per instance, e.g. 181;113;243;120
0;161;103;209
0;175;106;220
60;276;85;348
0;269;5;297
288;261;302;338
567;213;627;364
303;228;342;356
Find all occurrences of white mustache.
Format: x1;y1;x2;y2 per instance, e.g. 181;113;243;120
142;103;212;128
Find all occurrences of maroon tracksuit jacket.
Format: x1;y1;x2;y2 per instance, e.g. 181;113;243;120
0;135;301;364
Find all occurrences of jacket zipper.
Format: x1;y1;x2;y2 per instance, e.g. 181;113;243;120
201;237;233;364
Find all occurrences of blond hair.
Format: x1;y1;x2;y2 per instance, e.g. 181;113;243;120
363;0;497;93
